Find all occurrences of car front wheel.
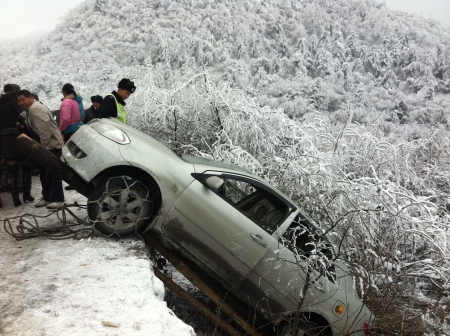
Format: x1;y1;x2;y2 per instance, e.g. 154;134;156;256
87;176;153;237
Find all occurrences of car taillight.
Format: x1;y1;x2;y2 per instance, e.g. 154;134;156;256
363;321;371;335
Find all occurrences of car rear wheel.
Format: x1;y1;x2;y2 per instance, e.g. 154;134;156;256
87;176;153;237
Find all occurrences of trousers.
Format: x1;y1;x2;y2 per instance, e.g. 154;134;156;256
39;149;64;202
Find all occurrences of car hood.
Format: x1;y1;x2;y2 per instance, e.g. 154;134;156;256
100;118;180;159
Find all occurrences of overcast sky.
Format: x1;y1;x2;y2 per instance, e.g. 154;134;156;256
0;0;449;39
0;0;86;39
385;0;450;28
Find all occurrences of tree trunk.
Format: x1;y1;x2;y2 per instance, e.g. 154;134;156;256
143;233;261;336
13;134;93;198
153;268;243;336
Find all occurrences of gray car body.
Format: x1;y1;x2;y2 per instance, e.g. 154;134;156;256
62;118;374;335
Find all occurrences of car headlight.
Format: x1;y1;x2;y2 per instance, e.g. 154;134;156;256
90;123;130;144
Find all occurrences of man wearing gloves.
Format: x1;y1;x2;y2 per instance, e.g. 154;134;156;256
99;78;136;123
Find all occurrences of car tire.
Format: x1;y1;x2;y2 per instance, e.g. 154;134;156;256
87;176;153;237
280;320;321;336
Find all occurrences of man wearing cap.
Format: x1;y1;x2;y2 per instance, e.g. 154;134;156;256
99;78;136;123
83;95;103;124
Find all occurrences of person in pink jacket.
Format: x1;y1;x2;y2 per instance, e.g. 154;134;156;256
59;83;84;142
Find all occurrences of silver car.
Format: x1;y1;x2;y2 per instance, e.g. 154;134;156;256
62;118;374;335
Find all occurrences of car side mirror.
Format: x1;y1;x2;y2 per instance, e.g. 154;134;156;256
205;176;224;191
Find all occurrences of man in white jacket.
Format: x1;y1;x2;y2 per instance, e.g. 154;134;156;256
16;90;65;209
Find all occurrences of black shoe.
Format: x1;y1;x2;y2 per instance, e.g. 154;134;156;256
23;193;35;203
12;195;22;207
65;185;75;190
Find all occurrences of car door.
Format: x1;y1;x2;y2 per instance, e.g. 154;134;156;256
241;212;337;318
161;171;296;293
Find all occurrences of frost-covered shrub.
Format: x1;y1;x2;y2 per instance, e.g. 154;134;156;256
127;72;450;333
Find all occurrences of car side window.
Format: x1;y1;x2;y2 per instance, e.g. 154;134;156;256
282;215;332;259
282;219;315;258
206;175;288;232
221;179;256;204
281;214;335;281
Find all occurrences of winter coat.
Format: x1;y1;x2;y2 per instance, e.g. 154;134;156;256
83;105;100;124
25;101;64;150
99;91;125;120
59;95;84;135
0;92;25;159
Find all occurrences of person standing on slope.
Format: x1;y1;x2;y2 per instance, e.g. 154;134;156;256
99;78;136;123
0;84;34;206
60;83;84;142
16;90;65;209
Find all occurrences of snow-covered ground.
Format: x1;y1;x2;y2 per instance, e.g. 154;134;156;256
0;176;195;336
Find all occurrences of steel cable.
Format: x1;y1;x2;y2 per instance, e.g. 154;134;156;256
3;202;94;240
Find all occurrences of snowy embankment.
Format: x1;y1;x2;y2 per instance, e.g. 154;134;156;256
0;177;195;336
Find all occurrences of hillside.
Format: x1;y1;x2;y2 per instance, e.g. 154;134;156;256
2;0;450;333
1;0;449;127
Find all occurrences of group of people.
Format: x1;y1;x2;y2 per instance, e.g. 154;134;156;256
0;78;136;209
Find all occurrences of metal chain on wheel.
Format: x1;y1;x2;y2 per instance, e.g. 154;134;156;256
88;176;153;238
3;202;94;241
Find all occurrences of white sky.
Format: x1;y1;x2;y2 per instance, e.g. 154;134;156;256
0;0;449;39
0;0;86;39
384;0;450;28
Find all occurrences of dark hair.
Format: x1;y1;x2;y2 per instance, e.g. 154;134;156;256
31;93;39;101
4;83;20;93
62;83;76;96
91;95;103;104
17;89;32;98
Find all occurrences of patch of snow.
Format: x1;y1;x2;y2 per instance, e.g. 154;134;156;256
0;177;195;336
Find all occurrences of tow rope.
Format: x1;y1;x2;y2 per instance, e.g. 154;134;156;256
3;202;94;240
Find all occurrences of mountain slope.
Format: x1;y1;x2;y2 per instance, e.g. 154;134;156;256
1;0;449;128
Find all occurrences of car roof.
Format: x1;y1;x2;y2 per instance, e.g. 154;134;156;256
180;154;250;174
103;118;296;205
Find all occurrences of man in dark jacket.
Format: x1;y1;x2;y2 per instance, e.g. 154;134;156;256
0;84;34;206
99;78;136;123
83;95;103;124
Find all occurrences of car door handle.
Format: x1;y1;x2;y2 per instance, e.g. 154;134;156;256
250;234;267;248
